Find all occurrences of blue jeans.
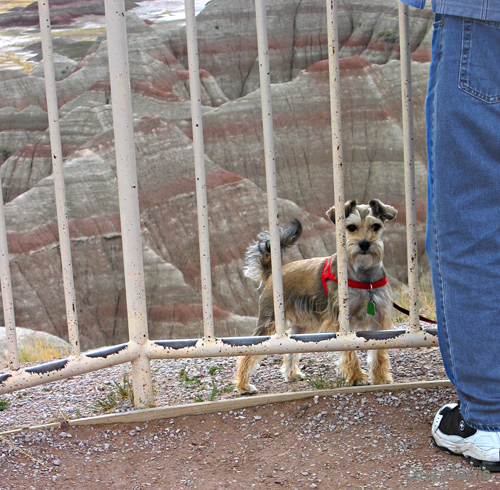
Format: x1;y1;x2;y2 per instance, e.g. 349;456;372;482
426;14;500;430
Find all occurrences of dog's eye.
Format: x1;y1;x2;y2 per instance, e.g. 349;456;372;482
346;225;357;233
372;224;381;232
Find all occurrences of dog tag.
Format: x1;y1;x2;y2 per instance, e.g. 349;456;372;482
366;289;376;316
366;300;376;316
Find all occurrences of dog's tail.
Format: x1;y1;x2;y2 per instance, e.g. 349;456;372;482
243;219;302;283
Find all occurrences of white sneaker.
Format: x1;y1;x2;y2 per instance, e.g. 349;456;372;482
432;403;500;471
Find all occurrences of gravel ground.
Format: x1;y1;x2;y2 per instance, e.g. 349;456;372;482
1;323;497;489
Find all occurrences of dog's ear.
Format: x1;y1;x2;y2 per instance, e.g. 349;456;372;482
326;200;357;224
369;199;398;221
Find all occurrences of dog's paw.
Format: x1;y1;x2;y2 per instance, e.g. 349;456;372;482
236;384;258;396
339;367;369;386
345;372;369;386
371;374;393;385
281;368;306;382
351;377;369;386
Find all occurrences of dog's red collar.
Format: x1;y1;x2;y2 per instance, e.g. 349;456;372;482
321;260;388;297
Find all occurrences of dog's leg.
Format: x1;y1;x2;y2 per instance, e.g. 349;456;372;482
280;324;309;382
369;313;393;384
326;318;367;386
235;354;266;394
338;351;368;386
235;314;275;395
280;353;304;382
368;349;393;385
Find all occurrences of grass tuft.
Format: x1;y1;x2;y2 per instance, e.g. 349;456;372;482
307;371;336;390
178;367;201;387
93;374;134;413
208;365;223;376
0;398;10;411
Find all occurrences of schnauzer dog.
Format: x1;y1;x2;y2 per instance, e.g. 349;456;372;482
235;199;397;394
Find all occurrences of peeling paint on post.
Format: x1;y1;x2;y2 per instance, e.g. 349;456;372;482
38;0;80;356
184;0;215;338
0;172;18;370
326;0;349;333
104;0;153;408
398;2;420;331
255;0;286;336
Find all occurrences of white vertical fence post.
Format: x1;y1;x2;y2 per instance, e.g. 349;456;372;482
398;1;420;331
326;0;349;332
184;0;215;338
38;0;80;356
104;0;153;407
254;0;286;335
0;174;18;370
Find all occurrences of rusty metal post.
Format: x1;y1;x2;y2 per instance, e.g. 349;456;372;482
184;0;215;338
104;0;153;408
254;0;286;335
326;0;349;332
0;173;18;370
398;1;420;331
38;0;80;356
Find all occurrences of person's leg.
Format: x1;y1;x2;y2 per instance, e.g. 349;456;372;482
426;14;500;430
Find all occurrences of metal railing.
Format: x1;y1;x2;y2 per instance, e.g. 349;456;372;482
0;0;437;409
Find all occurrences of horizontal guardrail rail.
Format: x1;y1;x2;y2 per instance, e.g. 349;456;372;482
0;328;438;395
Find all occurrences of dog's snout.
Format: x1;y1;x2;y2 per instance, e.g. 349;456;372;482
359;240;371;252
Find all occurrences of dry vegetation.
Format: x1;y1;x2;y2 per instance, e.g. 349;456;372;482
392;280;437;323
0;1;33;14
1;338;70;369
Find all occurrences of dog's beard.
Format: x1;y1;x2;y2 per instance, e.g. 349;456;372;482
347;241;384;271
